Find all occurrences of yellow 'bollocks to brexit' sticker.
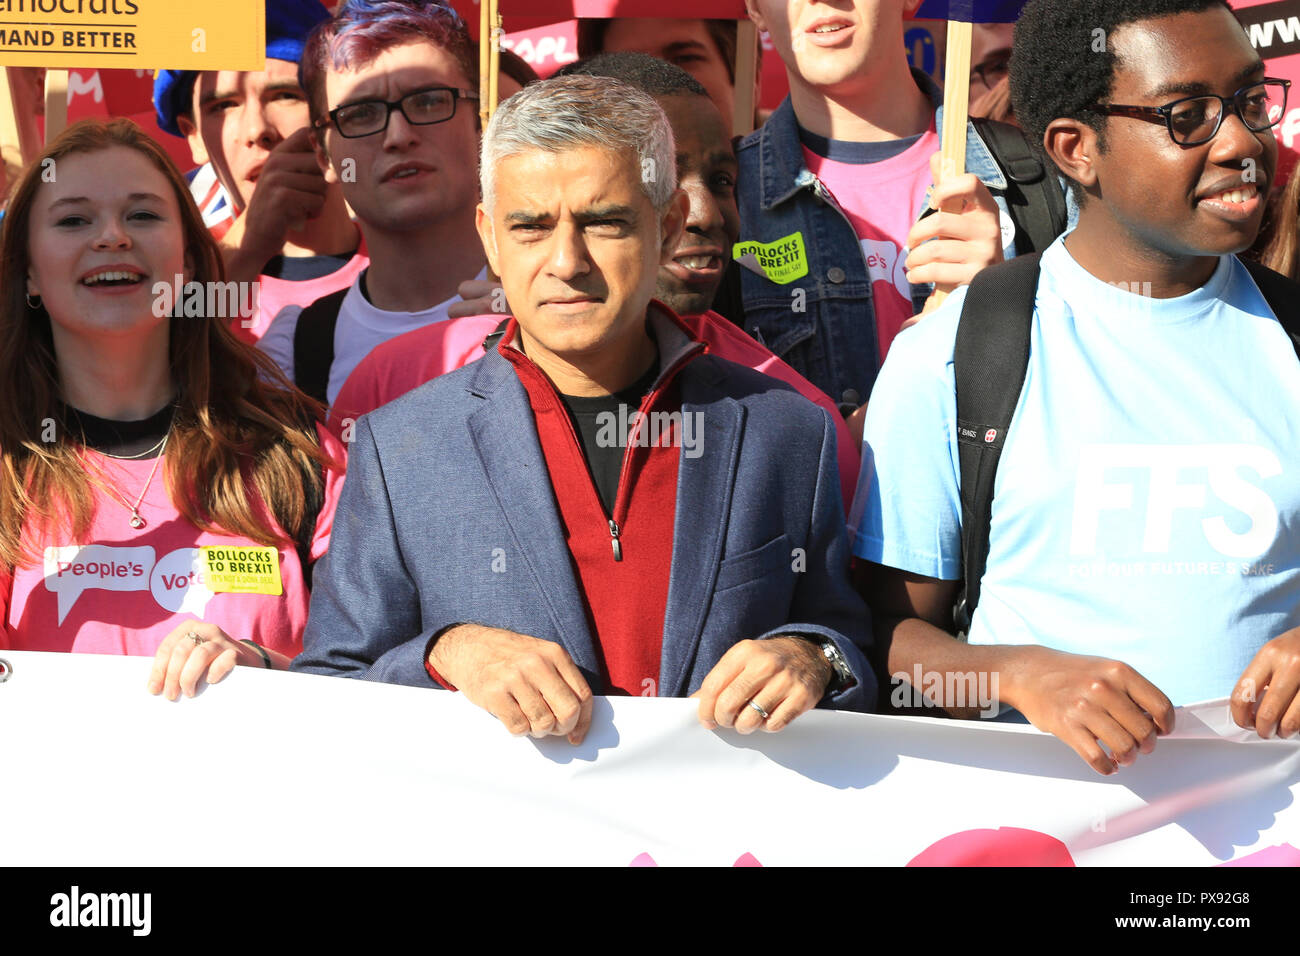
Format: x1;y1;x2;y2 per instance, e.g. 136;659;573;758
198;546;282;596
732;232;809;285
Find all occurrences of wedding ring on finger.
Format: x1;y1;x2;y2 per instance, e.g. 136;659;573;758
747;699;770;721
188;631;206;646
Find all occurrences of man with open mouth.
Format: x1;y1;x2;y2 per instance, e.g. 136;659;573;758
735;0;1041;425
152;0;367;344
255;0;488;408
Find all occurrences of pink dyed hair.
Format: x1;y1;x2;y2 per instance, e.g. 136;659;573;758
299;0;478;128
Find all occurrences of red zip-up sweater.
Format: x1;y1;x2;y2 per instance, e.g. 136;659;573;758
429;306;707;696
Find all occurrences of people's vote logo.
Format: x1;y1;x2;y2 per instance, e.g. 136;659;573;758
1069;444;1282;558
859;238;910;300
44;546;215;624
150;548;216;615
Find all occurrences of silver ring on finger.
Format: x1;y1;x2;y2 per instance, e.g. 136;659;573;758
187;631;206;646
747;699;771;721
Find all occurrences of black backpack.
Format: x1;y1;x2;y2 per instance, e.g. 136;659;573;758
952;254;1300;637
291;288;349;406
971;117;1070;256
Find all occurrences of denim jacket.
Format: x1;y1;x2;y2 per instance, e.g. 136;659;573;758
735;70;1018;410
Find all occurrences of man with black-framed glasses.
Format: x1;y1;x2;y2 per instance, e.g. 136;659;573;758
852;0;1300;775
1092;77;1290;147
258;0;489;407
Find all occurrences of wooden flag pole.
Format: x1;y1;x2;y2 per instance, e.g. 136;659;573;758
1;68;44;199
733;19;758;137
478;0;491;125
1;69;26;188
489;9;502;116
930;19;973;309
43;68;69;143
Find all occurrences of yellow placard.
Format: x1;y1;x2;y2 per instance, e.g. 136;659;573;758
732;232;810;285
0;0;264;70
198;546;282;597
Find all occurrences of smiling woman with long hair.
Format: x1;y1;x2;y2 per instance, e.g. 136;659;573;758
0;118;345;697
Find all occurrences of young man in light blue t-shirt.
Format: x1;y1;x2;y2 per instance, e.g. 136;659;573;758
852;0;1300;775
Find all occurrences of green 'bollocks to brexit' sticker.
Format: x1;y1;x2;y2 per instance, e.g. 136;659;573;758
732;232;809;285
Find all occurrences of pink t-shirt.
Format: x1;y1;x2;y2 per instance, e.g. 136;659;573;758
234;247;371;346
802;124;939;362
0;425;346;659
330;308;861;511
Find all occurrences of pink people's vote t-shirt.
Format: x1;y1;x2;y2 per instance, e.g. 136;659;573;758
801;124;939;363
0;424;346;659
234;245;371;346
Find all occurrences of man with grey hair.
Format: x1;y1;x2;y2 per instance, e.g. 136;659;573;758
295;75;876;744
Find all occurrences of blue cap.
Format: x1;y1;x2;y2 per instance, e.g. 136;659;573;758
153;0;331;137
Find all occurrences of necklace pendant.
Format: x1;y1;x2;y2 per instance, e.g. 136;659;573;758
129;513;145;530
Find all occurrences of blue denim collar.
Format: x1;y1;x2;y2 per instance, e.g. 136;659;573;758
745;67;1007;211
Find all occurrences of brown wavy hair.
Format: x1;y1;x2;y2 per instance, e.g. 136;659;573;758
1257;166;1300;280
0;118;331;568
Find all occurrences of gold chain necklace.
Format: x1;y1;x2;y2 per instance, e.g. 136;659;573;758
86;426;174;530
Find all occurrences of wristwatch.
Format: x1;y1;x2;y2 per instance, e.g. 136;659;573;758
818;639;854;695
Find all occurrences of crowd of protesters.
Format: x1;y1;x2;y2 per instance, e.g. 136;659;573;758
2;0;1299;775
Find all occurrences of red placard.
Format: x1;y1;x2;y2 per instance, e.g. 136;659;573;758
447;0;745;31
1232;0;1300;183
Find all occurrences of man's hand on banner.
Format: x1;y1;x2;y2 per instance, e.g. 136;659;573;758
905;152;1004;310
146;620;284;701
1005;646;1176;775
429;624;595;745
693;637;832;735
1232;628;1300;740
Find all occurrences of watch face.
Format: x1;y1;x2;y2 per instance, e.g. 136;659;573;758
821;641;852;689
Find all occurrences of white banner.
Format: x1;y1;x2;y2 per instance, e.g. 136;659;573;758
0;650;1296;866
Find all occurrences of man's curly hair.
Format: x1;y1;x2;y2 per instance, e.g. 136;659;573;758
1010;0;1233;198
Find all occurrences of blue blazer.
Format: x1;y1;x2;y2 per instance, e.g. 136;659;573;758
293;344;877;712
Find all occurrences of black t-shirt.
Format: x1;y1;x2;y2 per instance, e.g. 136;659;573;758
558;360;660;517
260;248;359;282
796;126;925;164
63;402;175;458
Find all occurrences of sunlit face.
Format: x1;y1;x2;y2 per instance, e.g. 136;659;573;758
744;0;918;93
477;145;683;367
190;59;312;211
317;40;480;233
655;93;739;315
600;18;737;133
25;146;188;344
1088;7;1277;259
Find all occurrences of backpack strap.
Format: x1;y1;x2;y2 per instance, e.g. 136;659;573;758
952;252;1042;637
973;118;1069;255
1241;258;1300;361
292;288;348;406
481;317;512;353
